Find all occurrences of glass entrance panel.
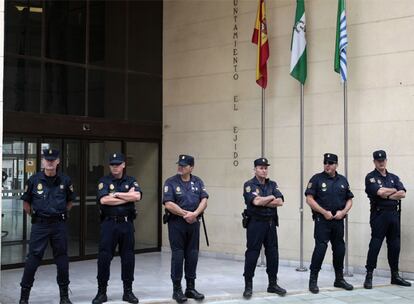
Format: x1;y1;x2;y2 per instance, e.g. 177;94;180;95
62;140;81;257
1;138;37;265
126;142;159;250
85;141;121;255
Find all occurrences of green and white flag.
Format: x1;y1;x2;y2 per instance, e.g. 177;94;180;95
334;0;348;82
290;0;307;84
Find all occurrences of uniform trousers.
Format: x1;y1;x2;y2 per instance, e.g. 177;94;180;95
168;216;200;281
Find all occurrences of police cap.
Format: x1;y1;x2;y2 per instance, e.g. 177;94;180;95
254;157;270;167
177;154;194;166
43;149;60;161
373;150;387;161
323;153;338;164
109;153;125;165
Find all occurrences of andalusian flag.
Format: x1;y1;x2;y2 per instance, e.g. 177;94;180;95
290;0;307;84
334;0;348;82
252;0;269;89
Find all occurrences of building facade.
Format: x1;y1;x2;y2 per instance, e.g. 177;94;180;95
1;0;163;269
163;0;414;274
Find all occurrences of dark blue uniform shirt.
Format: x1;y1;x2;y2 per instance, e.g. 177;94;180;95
162;174;209;211
305;171;354;213
365;169;406;208
97;174;142;217
243;176;284;219
21;172;75;217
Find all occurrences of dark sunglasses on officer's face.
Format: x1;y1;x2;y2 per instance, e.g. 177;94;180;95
324;161;337;165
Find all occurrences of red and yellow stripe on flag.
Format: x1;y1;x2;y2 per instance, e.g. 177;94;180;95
252;0;269;89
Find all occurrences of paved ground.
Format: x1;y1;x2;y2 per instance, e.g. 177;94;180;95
0;252;412;304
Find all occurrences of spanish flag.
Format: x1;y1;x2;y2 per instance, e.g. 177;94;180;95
252;0;269;89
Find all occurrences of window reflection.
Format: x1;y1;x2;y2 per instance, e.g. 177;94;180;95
43;63;85;115
45;1;86;63
88;69;125;119
5;0;42;56
89;1;126;68
4;57;41;112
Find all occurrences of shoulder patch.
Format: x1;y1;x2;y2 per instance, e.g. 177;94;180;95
134;181;139;187
109;184;115;190
369;178;375;183
245;186;251;193
98;182;104;190
307;182;312;189
164;186;169;193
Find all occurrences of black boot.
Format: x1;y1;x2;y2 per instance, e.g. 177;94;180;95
172;281;187;303
391;271;412;287
19;287;31;304
364;271;373;289
92;284;107;304
334;271;353;290
243;278;253;299
267;277;287;296
59;285;73;304
309;271;319;294
185;278;204;300
122;282;139;303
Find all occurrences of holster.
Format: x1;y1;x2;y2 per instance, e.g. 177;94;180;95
241;209;250;228
163;209;170;224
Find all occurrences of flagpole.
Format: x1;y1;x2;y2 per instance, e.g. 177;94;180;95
296;84;307;272
258;87;266;267
343;80;352;277
261;88;265;157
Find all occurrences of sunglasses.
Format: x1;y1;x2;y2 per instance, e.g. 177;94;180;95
324;161;337;165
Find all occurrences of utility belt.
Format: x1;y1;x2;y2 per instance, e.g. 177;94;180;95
371;204;400;212
312;210;347;221
103;215;134;223
100;209;137;223
162;210;201;224
241;209;276;228
32;213;67;224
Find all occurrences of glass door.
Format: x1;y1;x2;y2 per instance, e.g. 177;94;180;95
85;140;121;255
1;138;37;265
126;142;160;250
1;136;160;267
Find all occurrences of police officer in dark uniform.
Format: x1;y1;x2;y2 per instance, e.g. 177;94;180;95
92;153;142;304
305;153;353;294
19;149;75;304
242;157;286;299
363;150;411;289
163;155;208;303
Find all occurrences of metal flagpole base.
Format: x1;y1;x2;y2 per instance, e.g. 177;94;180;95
296;266;308;272
344;271;353;277
257;248;266;267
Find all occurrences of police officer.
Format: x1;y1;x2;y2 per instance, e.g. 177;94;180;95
242;158;286;299
92;153;142;304
305;153;353;294
19;149;75;304
363;150;411;289
163;155;208;303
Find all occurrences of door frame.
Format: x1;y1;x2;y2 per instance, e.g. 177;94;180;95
1;134;162;269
